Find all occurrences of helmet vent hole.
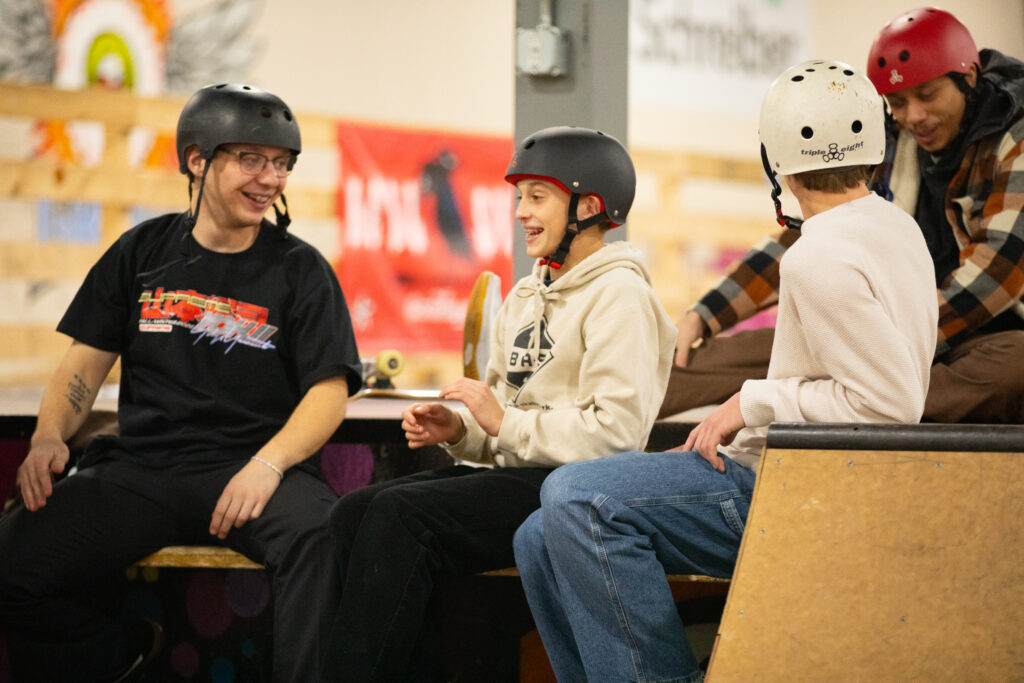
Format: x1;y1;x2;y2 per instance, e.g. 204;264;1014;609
260;106;272;118
523;140;536;149
283;110;293;121
791;75;804;82
878;57;886;68
805;68;815;72
242;85;252;90
215;83;227;89
852;120;863;133
801;126;813;139
843;69;854;76
899;50;910;62
829;65;837;70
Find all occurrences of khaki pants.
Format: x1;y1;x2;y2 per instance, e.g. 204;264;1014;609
659;327;1024;424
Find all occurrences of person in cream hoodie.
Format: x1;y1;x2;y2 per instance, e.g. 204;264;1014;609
321;126;676;682
512;62;937;683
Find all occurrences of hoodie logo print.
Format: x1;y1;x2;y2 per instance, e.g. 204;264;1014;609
506;317;554;390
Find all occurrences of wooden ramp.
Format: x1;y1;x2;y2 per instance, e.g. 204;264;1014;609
708;423;1024;682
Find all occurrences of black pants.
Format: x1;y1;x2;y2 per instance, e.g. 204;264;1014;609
321;464;553;682
0;455;338;682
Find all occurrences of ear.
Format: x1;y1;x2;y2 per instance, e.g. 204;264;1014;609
576;194;603;221
964;63;979;89
185;145;205;176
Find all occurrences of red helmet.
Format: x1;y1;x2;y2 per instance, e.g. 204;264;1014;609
867;7;979;95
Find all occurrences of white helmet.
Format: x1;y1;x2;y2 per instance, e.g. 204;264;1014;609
759;60;885;176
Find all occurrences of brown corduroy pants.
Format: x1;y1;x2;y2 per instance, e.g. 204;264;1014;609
659;327;1024;424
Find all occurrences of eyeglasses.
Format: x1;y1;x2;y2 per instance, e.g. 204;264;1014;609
220;149;296;177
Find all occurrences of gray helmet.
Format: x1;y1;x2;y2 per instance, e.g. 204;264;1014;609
176;83;301;174
505;126;635;226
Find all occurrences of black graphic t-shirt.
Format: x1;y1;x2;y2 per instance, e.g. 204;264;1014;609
59;212;362;465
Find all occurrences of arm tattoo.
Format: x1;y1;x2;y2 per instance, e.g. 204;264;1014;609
65;373;90;416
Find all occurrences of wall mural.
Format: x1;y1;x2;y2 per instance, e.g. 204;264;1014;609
0;0;262;166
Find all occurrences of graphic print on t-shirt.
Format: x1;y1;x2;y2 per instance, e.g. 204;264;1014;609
138;287;278;352
506;317;553;390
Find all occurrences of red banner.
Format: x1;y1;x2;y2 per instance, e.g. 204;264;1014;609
335;123;513;353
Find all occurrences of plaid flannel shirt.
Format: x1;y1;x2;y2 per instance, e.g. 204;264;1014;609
693;74;1024;358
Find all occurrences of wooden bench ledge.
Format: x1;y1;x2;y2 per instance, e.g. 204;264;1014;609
134;545;263;569
131;549;724;584
480;567;727;583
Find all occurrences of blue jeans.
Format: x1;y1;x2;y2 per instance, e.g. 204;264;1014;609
513;450;756;683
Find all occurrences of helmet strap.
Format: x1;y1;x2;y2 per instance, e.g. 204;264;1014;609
186;159;213;231
760;144;803;231
273;193;291;232
542;192;605;270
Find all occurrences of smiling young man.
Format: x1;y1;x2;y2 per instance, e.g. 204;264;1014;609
661;7;1024;425
321;126;676;682
0;84;363;682
885;71;976;153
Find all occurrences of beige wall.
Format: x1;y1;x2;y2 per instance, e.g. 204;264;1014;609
196;0;516;135
236;0;1023;148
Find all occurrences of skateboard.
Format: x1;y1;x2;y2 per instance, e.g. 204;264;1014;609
462;270;502;380
352;270;501;401
352;349;440;401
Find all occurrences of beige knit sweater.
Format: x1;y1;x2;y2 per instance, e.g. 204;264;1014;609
723;193;938;468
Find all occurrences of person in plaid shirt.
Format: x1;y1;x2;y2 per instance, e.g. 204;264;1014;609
662;7;1024;424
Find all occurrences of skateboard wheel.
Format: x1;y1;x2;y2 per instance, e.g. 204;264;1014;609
376;349;404;378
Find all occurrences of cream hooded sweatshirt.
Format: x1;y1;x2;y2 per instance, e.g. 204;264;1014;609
446;241;676;468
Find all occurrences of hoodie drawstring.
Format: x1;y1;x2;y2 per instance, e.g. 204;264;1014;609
517;281;563;365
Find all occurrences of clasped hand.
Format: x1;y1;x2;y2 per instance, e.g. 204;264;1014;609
402;378;504;448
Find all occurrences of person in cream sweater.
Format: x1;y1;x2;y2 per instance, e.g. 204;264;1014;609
321;126;676;682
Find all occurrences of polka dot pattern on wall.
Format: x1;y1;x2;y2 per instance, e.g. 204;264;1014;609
186;570;234;639
225;569;270;619
171;641;200;678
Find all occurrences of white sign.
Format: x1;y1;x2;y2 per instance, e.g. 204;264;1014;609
630;0;811;115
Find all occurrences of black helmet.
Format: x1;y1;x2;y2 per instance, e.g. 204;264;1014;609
176;83;301;174
505;126;635;226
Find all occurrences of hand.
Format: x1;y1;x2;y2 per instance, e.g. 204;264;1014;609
674;310;706;367
440;378;504;437
17;438;70;511
682;392;745;473
209;459;281;539
402;403;461;449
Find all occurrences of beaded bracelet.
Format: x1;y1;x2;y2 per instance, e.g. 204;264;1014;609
251;455;284;480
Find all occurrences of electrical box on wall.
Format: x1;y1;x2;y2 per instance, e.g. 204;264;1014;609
516;23;569;77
